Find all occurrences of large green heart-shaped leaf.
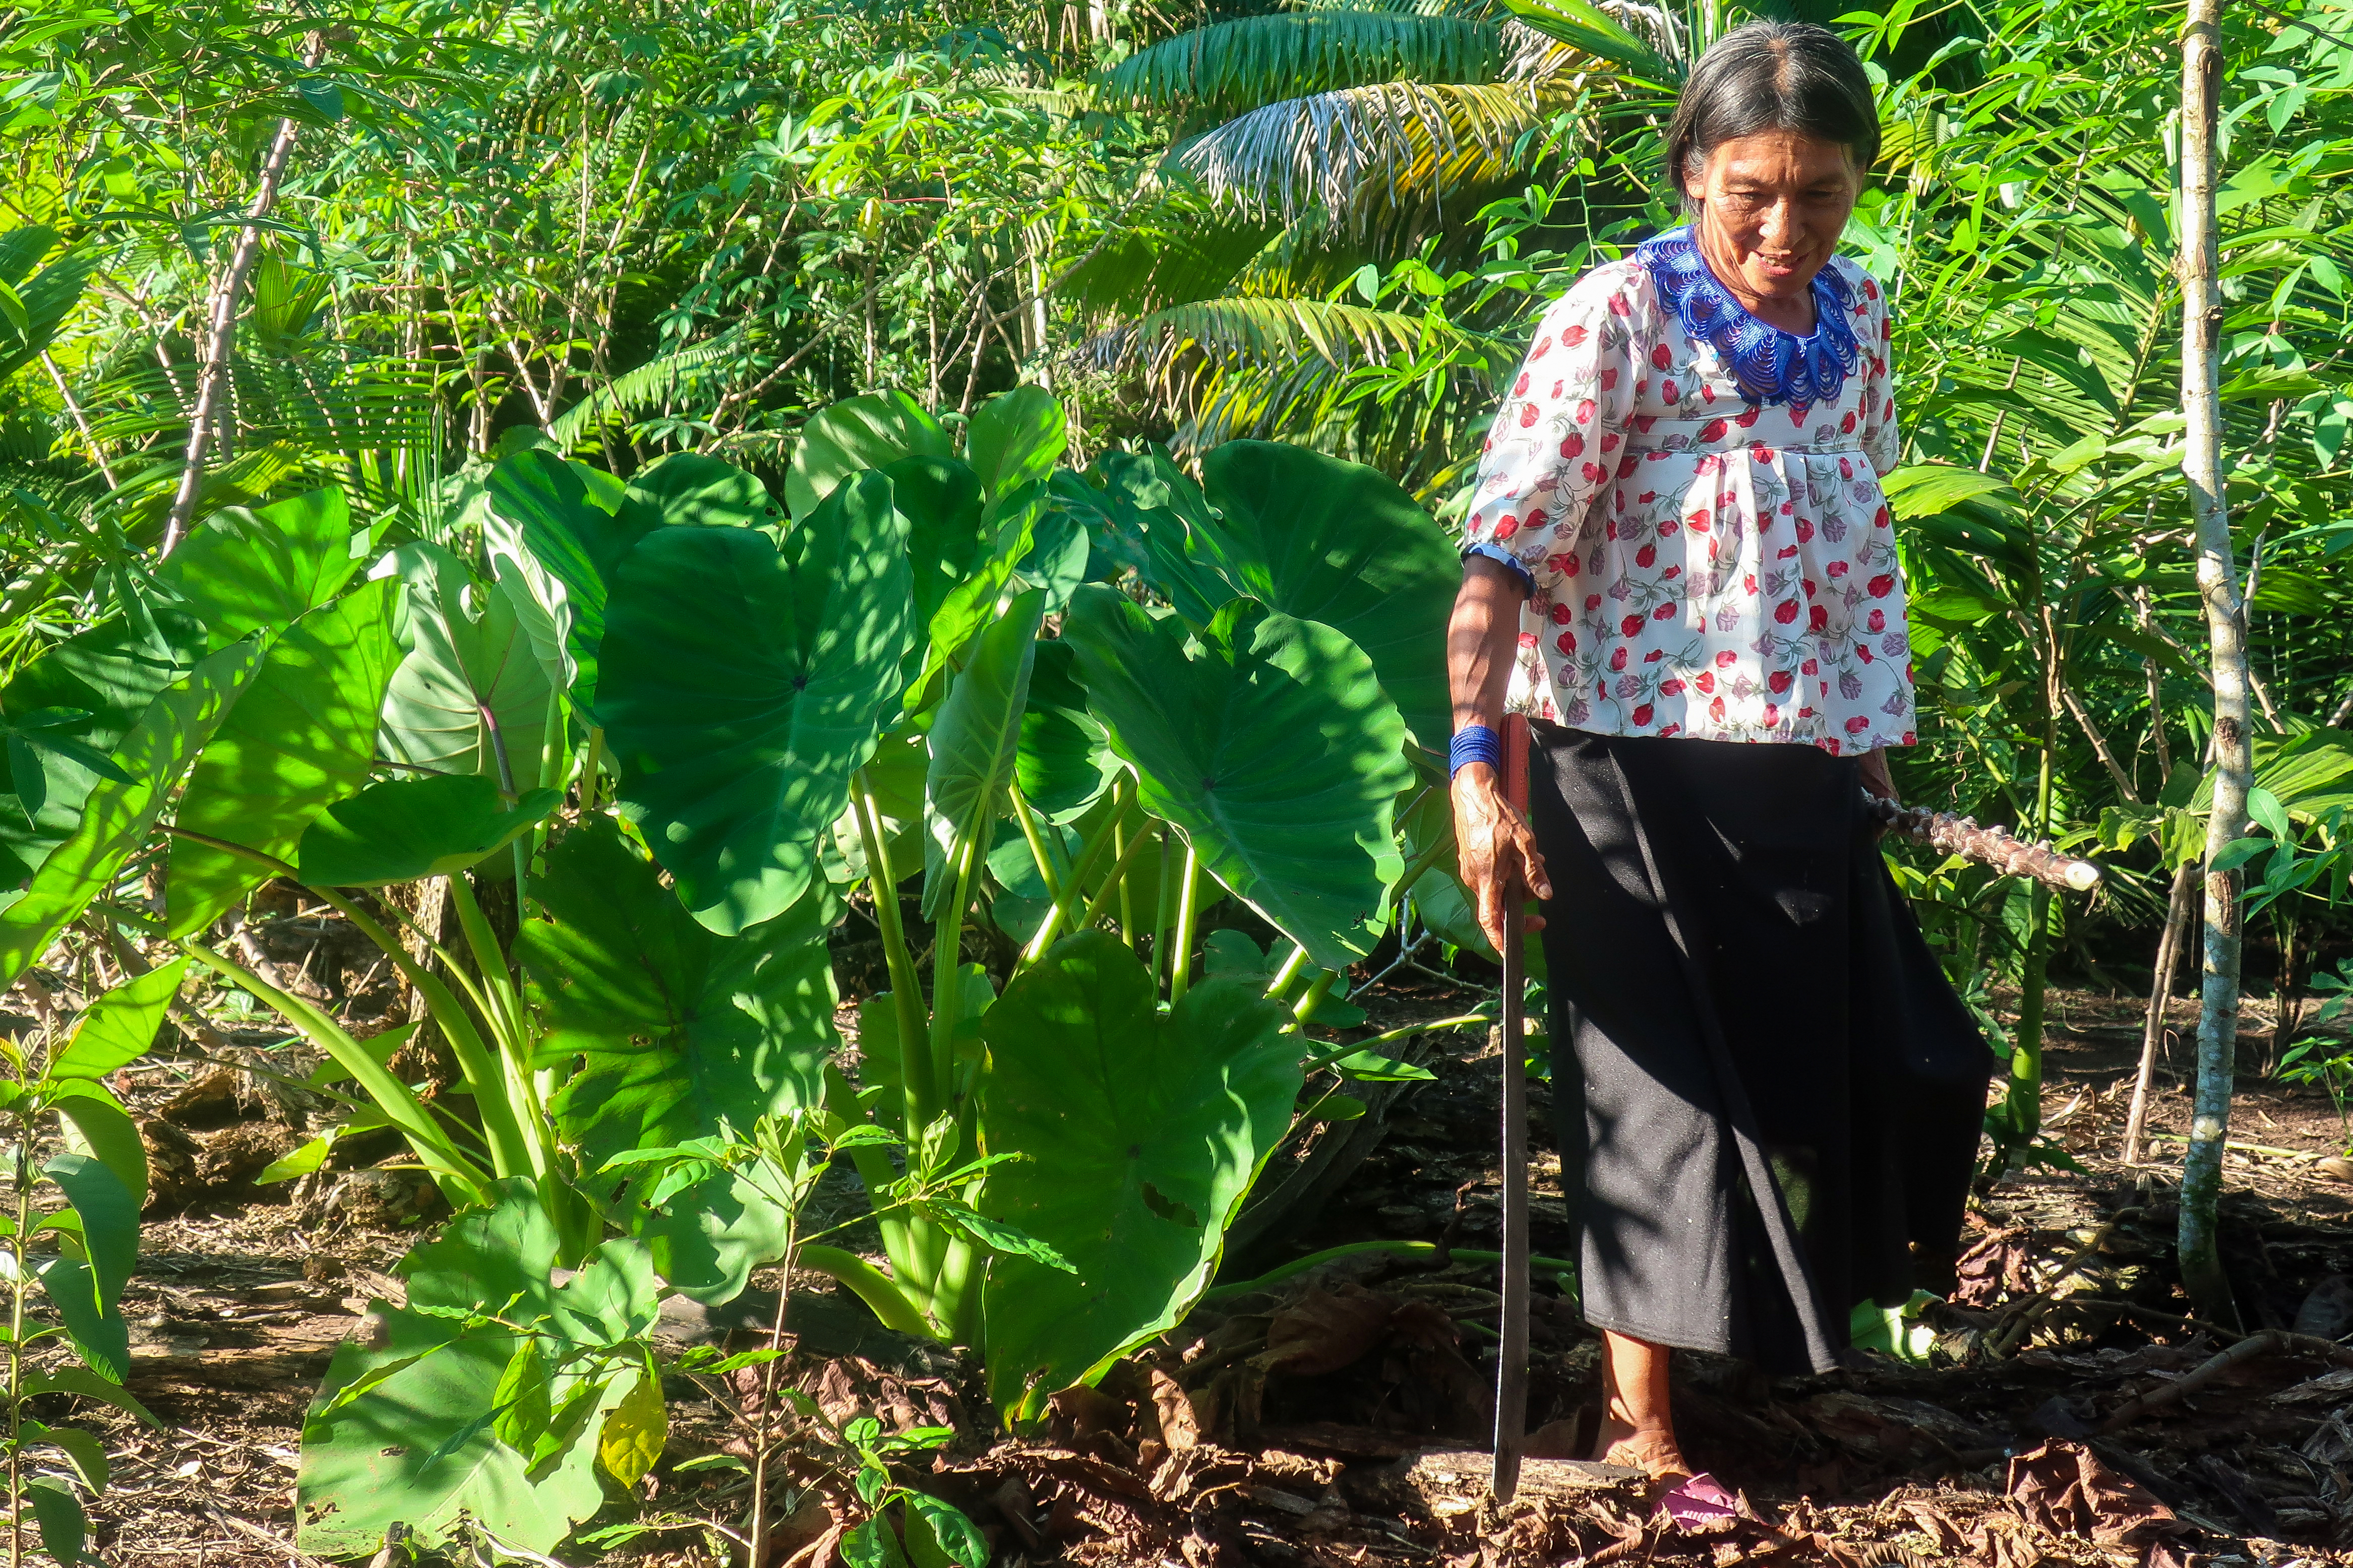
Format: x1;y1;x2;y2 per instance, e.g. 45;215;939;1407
381;544;556;790
601;473;915;934
0;639;263;991
0;591;211;884
979;931;1297;1421
1015;641;1117;824
922;590;1044;919
783;390;950;520
889;457;990;641
296;1179;653;1556
626;452;778;530
520;819;837;1301
1062;587;1410;970
966;387;1066;501
487;451;660;715
1191;442;1460;752
165;579;402;934
157;488;368;643
296;774;560;888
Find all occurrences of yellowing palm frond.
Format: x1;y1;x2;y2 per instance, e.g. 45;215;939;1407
1169;81;1567;230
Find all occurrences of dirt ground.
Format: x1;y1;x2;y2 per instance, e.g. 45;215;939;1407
69;949;2353;1567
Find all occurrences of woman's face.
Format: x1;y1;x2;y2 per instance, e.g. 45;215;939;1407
1683;130;1859;302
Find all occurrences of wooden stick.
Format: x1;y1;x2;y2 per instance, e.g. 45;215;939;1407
1862;793;2102;893
2124;862;2197;1164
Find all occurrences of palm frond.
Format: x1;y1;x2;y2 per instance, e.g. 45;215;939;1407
1101;13;1503;118
547;333;745;450
1287;0;1502;17
1169;81;1565;230
1491;0;1682;83
1059;215;1284;320
1105;295;1512;454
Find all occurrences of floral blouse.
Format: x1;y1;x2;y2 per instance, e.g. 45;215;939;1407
1462;234;1916;756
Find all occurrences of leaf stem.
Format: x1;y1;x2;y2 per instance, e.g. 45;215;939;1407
1168;837;1201;1004
851;772;932;1133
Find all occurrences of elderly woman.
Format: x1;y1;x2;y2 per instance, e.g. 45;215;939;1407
1446;22;1988;1479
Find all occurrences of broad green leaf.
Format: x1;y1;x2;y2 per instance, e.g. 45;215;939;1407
157;488;367;642
42;1424;109;1493
784;390;950;520
52;1087;146;1208
841;1517;911;1568
921;1201;1077;1274
297;774;560;887
0;593;211;884
0;640;264;992
44;1153;136;1313
34;1257;128;1383
1187;441;1462;751
1329;1049;1436;1083
596;1364;666;1489
1014;641;1117;824
1062;588;1409;970
966;387;1067;501
296;1180;655;1556
922;589;1045;919
887;457;991;651
979;931;1298;1420
626;452;777;530
24;1479;83;1566
165;578;401;933
52;960;187;1080
488;450;660;714
912;487;1041;708
601;472;915;933
19;1366;158;1426
904;1494;990;1568
381;544;556;790
522;819;836;1301
493;1339;551;1454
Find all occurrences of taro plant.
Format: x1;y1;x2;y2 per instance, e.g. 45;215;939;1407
0;378;1472;1549
571;387;1467;1418
0;963;176;1566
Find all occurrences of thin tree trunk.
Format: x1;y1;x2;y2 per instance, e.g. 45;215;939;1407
159;108;304;555
40;352;115;488
2123;860;2196;1164
2178;0;2252;1328
2269;918;2300;1078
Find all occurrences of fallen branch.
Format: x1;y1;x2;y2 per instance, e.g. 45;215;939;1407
2092;1328;2353;1433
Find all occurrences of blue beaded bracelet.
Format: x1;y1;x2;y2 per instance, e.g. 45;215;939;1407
1449;724;1502;780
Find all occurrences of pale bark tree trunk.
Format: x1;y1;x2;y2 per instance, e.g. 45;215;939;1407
2177;0;2253;1327
160;108;305;556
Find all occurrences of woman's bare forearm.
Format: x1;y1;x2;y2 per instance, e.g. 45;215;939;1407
1449;557;1528;737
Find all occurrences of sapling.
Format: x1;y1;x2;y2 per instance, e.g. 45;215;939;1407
595;1108;1053;1565
0;966;174;1565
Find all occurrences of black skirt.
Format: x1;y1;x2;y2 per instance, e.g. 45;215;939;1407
1529;724;1990;1375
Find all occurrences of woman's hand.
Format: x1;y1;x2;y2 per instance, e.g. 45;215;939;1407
1856;747;1897;804
1452;762;1551;955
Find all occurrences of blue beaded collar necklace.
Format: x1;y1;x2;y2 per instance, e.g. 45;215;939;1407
1635;225;1860;412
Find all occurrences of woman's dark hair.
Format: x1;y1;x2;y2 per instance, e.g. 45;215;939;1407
1663;22;1879;208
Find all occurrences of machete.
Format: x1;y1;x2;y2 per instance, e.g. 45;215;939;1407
1490;711;1532;1499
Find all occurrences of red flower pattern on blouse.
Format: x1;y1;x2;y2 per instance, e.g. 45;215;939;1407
1463;254;1915;754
